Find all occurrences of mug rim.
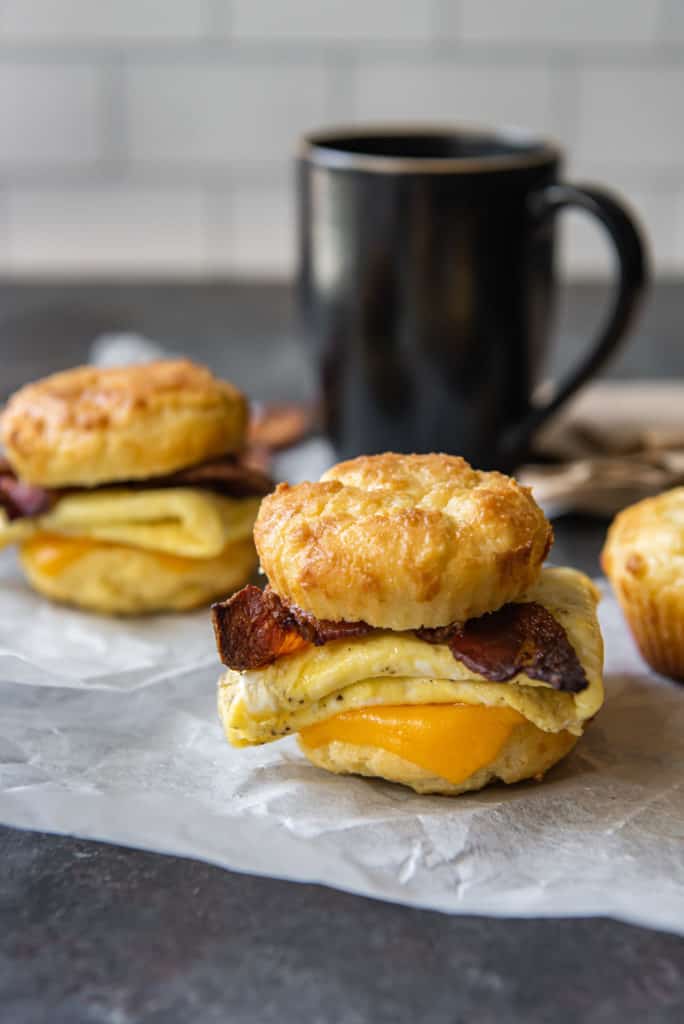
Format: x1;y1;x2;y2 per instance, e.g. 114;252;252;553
300;122;561;174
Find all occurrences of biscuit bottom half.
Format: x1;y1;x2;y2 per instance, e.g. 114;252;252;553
298;704;578;795
20;532;257;614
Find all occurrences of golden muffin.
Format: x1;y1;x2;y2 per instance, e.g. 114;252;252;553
255;453;552;630
602;487;684;681
0;360;270;614
213;454;603;796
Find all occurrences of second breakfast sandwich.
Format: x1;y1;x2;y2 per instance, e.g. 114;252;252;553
0;359;271;613
212;454;604;795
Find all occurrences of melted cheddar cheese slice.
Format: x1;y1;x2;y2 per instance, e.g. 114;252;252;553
300;704;529;785
0;487;260;558
20;531;246;578
218;567;604;745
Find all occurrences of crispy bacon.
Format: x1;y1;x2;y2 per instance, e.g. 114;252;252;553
153;456;273;498
287;602;374;647
213;587;588;693
0;453;272;520
0;459;54;520
212;585;309;670
419;602;588;693
211;585;372;671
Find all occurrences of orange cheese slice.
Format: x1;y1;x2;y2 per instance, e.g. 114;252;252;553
21;533;104;577
299;703;526;785
21;532;227;577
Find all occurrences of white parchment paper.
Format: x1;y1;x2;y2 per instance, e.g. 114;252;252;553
0;557;682;935
0;550;216;689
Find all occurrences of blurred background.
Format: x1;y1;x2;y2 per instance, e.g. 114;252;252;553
0;0;681;281
2;0;683;461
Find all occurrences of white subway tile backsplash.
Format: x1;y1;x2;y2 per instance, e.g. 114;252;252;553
6;186;206;273
0;63;102;167
576;67;684;170
230;0;433;43
0;1;208;43
209;185;295;277
671;192;684;268
457;0;659;45
126;62;330;167
0;1;681;278
659;0;684;42
0;192;10;271
353;63;556;139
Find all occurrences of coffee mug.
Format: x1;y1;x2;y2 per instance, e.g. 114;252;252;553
298;126;647;470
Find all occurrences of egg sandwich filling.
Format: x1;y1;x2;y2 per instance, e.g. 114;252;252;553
0;460;270;612
0;485;262;560
214;567;603;784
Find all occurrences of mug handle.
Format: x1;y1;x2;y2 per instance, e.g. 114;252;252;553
503;182;648;463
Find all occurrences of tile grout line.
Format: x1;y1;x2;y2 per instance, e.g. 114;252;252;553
431;0;461;48
202;183;234;277
1;40;684;63
326;52;357;125
549;50;580;155
100;50;128;180
205;0;230;41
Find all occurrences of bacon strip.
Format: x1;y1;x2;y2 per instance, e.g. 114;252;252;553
149;456;272;498
212;585;309;670
419;602;588;693
213;586;588;693
287;602;374;646
0;459;54;520
211;585;372;671
0;454;272;520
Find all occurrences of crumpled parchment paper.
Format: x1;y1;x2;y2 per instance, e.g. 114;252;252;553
0;556;682;935
0;550;216;689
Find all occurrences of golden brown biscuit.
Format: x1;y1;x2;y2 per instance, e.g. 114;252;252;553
254;453;552;629
602;486;684;680
1;359;247;487
20;533;256;614
298;721;578;796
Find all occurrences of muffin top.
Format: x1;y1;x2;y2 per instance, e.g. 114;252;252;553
254;452;552;630
602;486;684;590
1;359;247;487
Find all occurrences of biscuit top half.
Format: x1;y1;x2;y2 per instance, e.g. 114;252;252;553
254;452;552;630
1;359;247;487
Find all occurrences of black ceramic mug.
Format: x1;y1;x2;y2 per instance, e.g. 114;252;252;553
298;126;647;470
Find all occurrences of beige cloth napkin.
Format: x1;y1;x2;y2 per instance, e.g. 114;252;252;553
518;382;684;517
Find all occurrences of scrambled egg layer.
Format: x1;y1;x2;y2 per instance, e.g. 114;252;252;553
219;568;604;745
0;487;261;558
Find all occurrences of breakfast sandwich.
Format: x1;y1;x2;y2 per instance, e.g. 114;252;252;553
0;359;271;614
212;453;604;796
